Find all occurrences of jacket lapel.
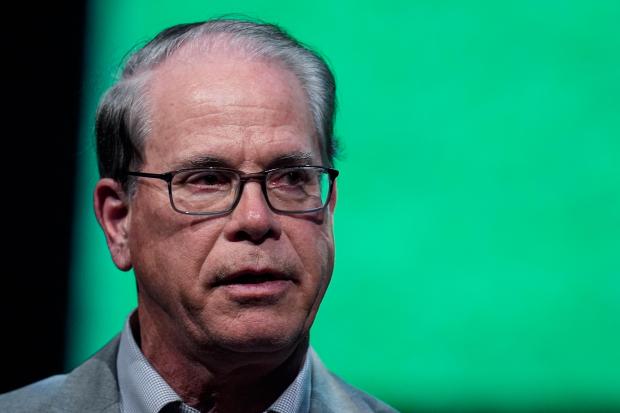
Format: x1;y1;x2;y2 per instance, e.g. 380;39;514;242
308;348;368;413
51;336;122;413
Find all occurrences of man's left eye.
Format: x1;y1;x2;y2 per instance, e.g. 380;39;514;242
271;170;310;187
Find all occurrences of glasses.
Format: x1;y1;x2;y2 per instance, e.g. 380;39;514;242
127;166;339;215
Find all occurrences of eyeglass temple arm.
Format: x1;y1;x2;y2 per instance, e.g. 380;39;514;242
126;171;173;182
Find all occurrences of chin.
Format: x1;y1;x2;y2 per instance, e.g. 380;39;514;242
213;320;307;355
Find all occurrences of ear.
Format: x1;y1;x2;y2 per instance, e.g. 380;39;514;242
93;178;132;271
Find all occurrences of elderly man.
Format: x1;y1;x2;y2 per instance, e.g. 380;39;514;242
0;19;396;413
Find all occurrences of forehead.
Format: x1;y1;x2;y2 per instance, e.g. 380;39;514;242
144;48;320;169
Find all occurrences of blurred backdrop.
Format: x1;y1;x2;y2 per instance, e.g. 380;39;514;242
2;1;619;412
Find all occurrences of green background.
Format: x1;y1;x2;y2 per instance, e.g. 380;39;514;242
68;1;620;411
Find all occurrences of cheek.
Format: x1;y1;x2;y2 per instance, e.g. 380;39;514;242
128;195;224;303
285;217;335;287
285;220;335;331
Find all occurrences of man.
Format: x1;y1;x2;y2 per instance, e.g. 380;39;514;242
0;19;396;413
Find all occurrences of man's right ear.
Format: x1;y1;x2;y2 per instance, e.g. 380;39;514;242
93;178;132;271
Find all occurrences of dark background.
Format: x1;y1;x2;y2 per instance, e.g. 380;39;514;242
1;1;85;392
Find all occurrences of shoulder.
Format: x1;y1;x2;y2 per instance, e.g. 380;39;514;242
0;375;67;412
308;349;399;413
0;336;121;413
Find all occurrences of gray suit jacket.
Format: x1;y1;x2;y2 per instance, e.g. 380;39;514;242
0;337;397;412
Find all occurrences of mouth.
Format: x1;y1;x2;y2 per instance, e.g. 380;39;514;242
214;270;294;286
213;269;295;303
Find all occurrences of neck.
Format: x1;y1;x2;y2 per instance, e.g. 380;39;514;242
132;308;309;413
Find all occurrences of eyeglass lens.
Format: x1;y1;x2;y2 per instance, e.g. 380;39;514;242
170;167;331;214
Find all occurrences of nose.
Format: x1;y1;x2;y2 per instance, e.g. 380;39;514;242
223;181;281;243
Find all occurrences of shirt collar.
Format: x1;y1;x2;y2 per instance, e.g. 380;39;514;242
116;311;311;413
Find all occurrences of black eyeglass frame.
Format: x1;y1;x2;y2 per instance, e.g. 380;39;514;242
127;165;339;216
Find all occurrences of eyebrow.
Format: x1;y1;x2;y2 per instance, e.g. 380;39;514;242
180;155;232;169
174;151;316;171
265;152;315;169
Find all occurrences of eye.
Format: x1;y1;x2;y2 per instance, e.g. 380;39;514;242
269;169;312;187
192;171;231;185
175;170;235;191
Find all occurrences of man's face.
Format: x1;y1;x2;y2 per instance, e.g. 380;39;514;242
125;49;335;354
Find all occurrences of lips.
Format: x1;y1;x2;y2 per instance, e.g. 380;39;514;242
213;269;295;302
213;269;294;287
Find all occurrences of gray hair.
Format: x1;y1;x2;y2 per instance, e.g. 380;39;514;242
95;19;338;192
